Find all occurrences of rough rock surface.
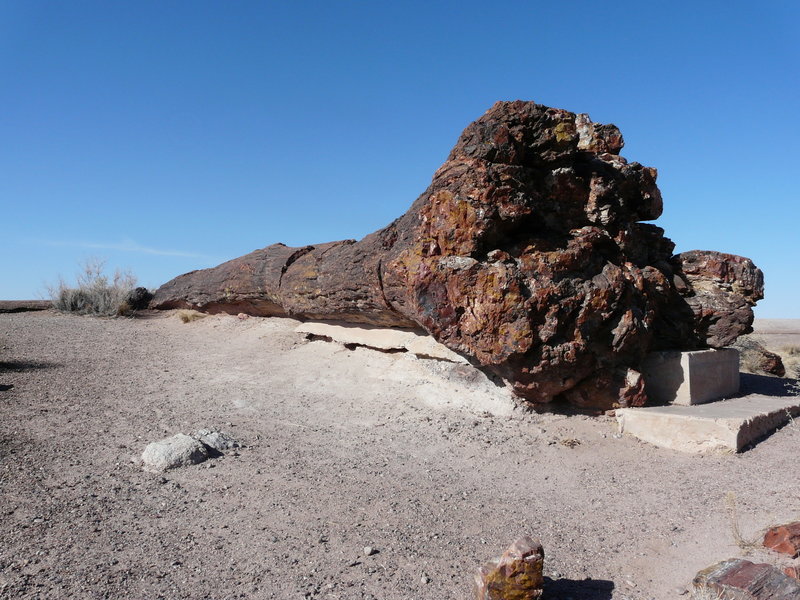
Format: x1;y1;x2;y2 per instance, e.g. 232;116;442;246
764;523;800;558
735;336;786;377
191;428;240;452
141;433;209;472
676;250;765;348
474;536;544;600
125;287;154;311
693;558;800;599
152;101;763;410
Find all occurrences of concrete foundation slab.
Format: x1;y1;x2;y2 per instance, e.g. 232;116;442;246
294;321;469;364
616;395;800;453
641;348;740;405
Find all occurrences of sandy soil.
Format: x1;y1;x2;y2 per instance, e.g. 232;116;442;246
1;310;799;600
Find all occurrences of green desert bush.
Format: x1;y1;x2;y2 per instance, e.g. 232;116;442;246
50;259;138;317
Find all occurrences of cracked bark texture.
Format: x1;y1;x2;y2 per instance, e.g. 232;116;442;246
152;101;763;410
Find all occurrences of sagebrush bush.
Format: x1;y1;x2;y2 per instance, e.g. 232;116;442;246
50;259;139;317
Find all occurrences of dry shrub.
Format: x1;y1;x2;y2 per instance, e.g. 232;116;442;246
740;353;762;374
733;335;785;376
50;259;137;317
177;309;208;323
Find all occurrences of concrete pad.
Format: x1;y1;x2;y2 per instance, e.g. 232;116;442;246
294;321;468;364
641;348;739;405
616;395;800;453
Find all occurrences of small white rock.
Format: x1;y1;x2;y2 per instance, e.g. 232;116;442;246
141;434;209;472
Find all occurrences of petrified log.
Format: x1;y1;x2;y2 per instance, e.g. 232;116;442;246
152;101;763;410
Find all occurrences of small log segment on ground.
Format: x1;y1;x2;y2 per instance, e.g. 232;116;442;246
0;301;52;313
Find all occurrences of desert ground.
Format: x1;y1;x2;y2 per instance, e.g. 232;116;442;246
1;309;798;599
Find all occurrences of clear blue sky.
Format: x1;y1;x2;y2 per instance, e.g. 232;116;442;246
2;1;798;317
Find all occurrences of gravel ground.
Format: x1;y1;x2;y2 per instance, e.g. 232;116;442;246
1;310;798;600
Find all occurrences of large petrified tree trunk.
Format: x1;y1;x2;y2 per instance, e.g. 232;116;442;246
152;101;763;410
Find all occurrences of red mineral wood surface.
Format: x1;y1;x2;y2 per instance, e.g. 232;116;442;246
152;101;763;410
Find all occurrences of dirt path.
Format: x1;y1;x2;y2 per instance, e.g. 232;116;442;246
1;311;798;599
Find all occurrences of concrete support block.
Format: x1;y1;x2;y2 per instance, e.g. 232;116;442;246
616;395;800;453
641;348;740;406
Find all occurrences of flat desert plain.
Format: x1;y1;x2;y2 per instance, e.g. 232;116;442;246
1;310;798;599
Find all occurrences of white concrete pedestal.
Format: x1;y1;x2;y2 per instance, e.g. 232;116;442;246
641;348;740;406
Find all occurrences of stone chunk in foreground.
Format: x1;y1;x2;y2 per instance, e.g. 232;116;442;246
764;522;800;558
616;395;800;453
693;558;800;599
141;433;209;471
474;536;544;600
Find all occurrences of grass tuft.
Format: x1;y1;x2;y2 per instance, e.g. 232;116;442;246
724;492;761;553
177;309;208;323
691;587;726;600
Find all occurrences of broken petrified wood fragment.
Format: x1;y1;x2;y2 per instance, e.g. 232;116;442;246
693;558;800;600
152;101;763;410
764;522;800;558
474;536;544;600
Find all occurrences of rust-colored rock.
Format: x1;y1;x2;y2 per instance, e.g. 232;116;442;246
674;250;763;348
764;522;800;558
693;559;800;599
784;565;800;580
152;101;764;410
474;536;544;600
